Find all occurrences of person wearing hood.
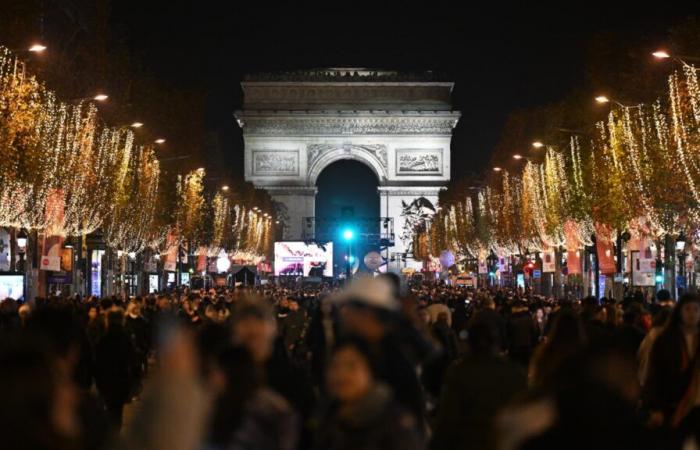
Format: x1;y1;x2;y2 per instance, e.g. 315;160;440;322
314;338;424;450
334;276;427;430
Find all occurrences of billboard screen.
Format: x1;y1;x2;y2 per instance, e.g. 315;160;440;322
274;242;333;277
0;275;24;301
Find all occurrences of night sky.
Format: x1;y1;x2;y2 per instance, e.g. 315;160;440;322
109;2;694;179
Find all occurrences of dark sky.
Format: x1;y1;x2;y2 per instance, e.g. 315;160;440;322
109;2;695;179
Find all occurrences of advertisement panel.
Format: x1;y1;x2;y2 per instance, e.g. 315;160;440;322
91;250;104;296
0;274;24;301
542;249;556;273
274;242;333;277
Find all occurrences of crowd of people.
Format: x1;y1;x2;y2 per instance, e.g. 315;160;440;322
0;276;699;450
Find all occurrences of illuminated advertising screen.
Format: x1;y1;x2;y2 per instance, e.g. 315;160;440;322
274;242;333;277
0;275;24;301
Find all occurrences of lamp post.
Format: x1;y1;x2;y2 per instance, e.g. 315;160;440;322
676;232;687;296
342;228;354;281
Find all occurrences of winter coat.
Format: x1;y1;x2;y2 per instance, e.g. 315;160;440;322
279;310;307;351
431;354;527;450
314;384;424;450
228;389;299;450
506;310;538;364
95;327;138;405
643;327;700;420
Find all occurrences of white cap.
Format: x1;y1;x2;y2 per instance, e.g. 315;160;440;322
334;276;399;311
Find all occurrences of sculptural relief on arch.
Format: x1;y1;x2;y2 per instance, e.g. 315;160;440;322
235;69;461;271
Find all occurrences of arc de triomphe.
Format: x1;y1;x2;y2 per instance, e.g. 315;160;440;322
235;69;461;269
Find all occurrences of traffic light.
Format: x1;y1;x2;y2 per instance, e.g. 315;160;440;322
655;258;664;284
342;228;354;241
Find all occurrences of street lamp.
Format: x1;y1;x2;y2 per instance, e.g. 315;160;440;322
652;49;700;64
155;138;166;144
595;95;641;109
93;94;109;102
493;166;502;172
221;185;229;192
512;154;523;160
532;141;545;149
16;229;28;273
130;122;143;128
28;44;47;53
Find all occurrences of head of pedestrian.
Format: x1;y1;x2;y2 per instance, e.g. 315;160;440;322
335;276;399;342
326;338;378;405
231;298;277;364
467;321;501;357
656;289;673;307
674;293;700;331
105;308;125;331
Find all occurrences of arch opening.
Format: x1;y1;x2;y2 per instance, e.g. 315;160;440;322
315;159;380;274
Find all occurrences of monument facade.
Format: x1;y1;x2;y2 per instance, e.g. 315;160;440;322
235;69;460;270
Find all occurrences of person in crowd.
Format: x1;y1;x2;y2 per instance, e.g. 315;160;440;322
644;293;700;428
25;303;111;450
529;308;587;387
469;297;507;353
314;338;424;450
638;307;672;386
125;300;150;390
207;345;298;450
507;300;538;367
0;297;21;332
280;299;307;358
0;336;81;450
231;298;315;449
431;320;527;450
95;308;139;429
335;276;427;431
86;305;104;349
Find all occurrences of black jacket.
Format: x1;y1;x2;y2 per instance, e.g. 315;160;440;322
95;327;138;404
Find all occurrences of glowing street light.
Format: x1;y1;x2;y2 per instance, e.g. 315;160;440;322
532;141;545;149
342;229;354;241
513;154;523;160
493;166;502;172
652;50;671;59
221;185;229;191
131;122;144;128
28;43;47;53
595;95;610;104
93;94;109;102
155;138;166;144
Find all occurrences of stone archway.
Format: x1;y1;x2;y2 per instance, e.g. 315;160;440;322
235;70;460;271
306;144;388;185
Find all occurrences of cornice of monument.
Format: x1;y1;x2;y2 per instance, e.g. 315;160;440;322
243;68;450;83
234;113;460;136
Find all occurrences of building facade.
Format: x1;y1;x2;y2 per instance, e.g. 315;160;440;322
235;69;460;270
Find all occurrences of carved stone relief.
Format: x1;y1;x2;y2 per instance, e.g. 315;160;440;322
395;148;443;175
252;150;299;176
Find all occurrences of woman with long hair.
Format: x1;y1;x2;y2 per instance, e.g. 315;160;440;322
528;308;587;388
643;293;700;428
